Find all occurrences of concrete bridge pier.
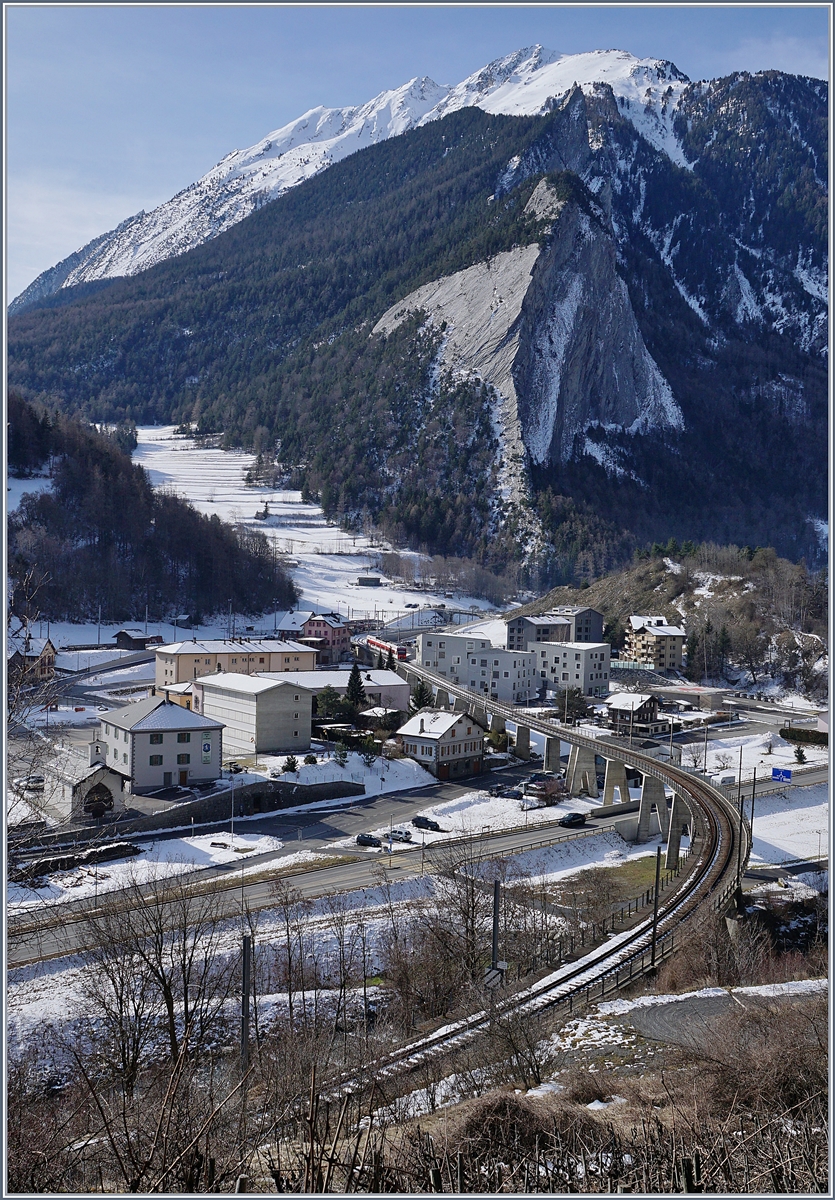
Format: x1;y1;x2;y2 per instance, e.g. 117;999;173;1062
637;774;667;842
544;736;562;773
602;758;630;806
665;792;690;868
453;696;469;712
434;689;450;710
566;744;599;798
490;715;506;735
513;724;531;760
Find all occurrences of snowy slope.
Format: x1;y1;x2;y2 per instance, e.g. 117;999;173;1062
11;47;692;307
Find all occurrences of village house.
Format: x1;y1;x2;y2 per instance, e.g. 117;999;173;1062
112;628;164;651
398;710;485;780
94;696;224;792
529;641;611;697
191;673;313;755
7;633;57;683
506;606;604;650
155;638;317;686
416;633;537;704
625;616;687;672
606;693;669;737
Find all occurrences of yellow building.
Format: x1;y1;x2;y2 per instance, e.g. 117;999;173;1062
155;638;317;686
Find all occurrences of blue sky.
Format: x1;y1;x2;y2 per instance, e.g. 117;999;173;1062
6;3;830;299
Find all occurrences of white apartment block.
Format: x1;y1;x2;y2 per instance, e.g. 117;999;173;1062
416;633;537;704
192;673;313;755
528;641;611;697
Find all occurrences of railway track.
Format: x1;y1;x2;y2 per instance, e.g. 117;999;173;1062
315;665;749;1089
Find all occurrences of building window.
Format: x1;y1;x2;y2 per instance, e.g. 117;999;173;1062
294;712;299;720
293;730;299;737
177;753;190;764
150;733;163;745
104;723;110;734
232;658;237;664
259;657;265;663
294;694;300;701
122;753;128;764
150;755;163;766
177;732;191;743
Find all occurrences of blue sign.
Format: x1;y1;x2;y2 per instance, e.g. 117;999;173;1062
772;768;792;782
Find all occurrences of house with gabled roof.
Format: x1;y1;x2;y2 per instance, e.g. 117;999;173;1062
95;696;223;792
397;709;485;780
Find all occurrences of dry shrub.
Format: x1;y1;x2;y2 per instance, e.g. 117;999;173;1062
559;1065;616;1106
444;1090;600;1159
686;995;827;1113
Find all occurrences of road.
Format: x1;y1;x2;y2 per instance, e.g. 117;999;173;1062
7;805;634;968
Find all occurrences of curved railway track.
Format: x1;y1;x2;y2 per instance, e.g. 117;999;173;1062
318;664;750;1089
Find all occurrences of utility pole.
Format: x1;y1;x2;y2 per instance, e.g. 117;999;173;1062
735;744;745;888
97;603;101;646
492;879;500;969
241;935;251;1073
702;721;709;774
650;846;662;966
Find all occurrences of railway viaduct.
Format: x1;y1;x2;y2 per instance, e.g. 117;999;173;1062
398;661;735;873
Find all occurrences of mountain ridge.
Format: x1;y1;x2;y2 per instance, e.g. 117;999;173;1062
11;46;701;312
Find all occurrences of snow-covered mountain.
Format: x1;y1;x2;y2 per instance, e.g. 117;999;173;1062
11;47;693;311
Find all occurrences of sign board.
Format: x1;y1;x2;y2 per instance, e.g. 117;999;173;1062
483;967;503;990
772;767;792;782
202;739;212;765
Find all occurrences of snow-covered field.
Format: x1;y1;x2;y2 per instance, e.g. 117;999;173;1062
688;730;827;776
6;472;53;512
217;749;435;798
748;781;828;866
131;425;497;622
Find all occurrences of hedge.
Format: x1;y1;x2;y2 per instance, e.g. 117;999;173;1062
779;726;828;746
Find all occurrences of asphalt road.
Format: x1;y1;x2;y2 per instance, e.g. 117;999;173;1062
7;803;632;968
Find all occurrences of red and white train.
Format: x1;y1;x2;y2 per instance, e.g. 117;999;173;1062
365;635;408;662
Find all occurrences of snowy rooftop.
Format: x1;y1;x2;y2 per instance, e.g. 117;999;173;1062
198;672;313;696
157;638;312;655
273;610;314;631
519;614;571;626
606;693;655;711
630;615;686;637
398;710;473;739
259;669;404;691
110;697;223;731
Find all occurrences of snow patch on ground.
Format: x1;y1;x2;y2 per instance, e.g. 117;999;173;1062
7;833;295;909
747;782;828;866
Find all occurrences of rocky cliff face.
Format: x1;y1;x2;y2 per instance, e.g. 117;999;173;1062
375;175;682;514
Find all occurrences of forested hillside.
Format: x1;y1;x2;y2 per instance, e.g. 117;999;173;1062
7;395;297;622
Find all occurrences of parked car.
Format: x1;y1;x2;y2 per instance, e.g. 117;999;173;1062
389;827;412;842
500;787;523;800
558;812;586;828
405;602;419;609
356;833;382;847
13;775;45;791
412;815;441;831
224;761;243;774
